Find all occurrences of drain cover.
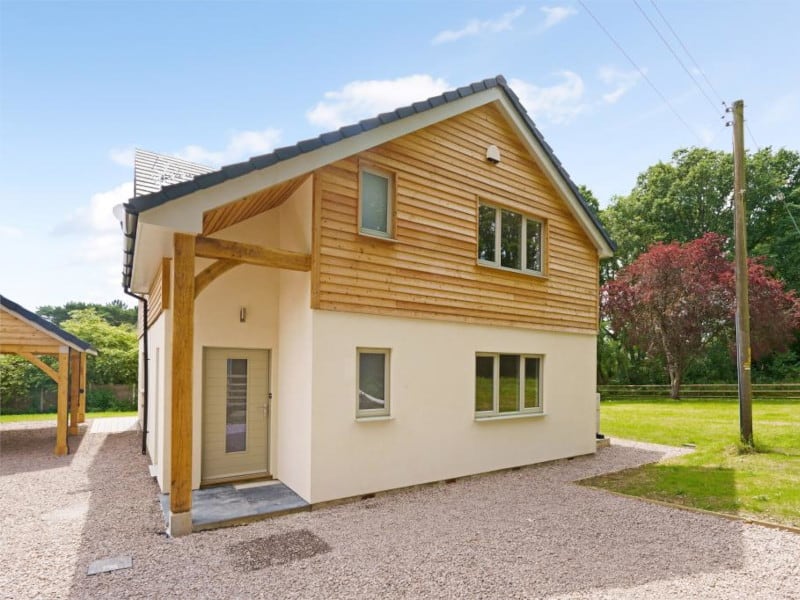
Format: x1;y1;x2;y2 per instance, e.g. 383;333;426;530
87;555;133;576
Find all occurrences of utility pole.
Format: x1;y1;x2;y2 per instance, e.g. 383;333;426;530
731;99;753;446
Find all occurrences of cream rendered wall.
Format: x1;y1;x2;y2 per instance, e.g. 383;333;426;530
145;310;171;491
309;311;597;503
274;178;314;501
190;210;281;490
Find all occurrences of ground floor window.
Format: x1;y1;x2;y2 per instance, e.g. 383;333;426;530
475;353;542;416
357;348;390;418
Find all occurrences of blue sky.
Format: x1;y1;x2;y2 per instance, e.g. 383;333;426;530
1;1;798;309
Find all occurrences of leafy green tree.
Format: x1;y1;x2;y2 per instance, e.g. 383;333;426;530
60;309;138;384
37;299;136;327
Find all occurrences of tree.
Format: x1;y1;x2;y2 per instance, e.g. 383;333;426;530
602;233;800;398
602;147;800;289
60;309;138;384
37;299;136;327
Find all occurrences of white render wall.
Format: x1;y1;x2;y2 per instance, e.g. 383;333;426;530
309;311;597;504
143;310;170;490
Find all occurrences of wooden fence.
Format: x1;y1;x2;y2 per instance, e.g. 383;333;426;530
598;383;800;400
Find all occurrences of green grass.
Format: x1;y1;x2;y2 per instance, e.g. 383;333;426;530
581;399;800;528
0;411;137;423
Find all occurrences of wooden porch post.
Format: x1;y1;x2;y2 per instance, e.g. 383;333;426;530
169;233;195;536
55;350;69;456
69;349;80;435
78;352;87;423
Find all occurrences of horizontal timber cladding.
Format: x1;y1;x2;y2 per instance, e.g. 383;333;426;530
313;102;600;333
147;258;171;327
0;309;62;348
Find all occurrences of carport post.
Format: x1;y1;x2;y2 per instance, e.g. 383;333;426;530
78;352;87;423
69;349;80;435
55;349;69;456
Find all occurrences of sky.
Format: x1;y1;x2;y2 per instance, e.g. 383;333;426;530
1;0;798;310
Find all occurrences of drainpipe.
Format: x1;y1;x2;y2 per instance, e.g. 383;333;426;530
125;288;149;455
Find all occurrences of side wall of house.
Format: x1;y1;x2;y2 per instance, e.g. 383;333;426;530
313;102;600;334
145;311;170;489
274;179;314;500
309;310;596;503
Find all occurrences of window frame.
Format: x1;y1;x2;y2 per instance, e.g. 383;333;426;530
358;165;395;240
356;347;391;419
477;201;545;276
474;353;543;418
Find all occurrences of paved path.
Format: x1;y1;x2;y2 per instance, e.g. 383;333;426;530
88;416;138;434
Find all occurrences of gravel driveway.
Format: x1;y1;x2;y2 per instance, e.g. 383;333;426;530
1;420;798;600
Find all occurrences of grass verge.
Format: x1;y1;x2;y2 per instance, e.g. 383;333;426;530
580;399;800;528
0;411;137;423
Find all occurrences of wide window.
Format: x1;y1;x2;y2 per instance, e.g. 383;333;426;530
478;203;544;274
475;353;542;417
360;168;393;238
357;348;390;418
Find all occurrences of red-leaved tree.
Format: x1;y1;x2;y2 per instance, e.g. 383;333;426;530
602;233;800;398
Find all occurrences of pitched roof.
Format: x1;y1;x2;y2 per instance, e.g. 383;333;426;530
0;295;98;355
122;75;615;289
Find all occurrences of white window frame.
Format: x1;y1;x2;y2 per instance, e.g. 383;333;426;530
356;348;391;419
359;167;394;239
477;202;545;275
474;353;543;418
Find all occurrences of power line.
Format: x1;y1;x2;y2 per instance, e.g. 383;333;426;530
632;0;723;119
649;0;728;107
577;0;706;144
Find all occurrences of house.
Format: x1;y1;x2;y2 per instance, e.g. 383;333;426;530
0;294;97;454
119;75;615;536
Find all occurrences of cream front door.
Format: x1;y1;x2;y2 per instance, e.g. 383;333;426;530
202;348;270;484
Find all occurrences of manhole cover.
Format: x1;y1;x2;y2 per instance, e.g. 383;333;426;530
229;529;331;571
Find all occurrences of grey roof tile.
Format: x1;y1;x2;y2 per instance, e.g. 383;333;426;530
125;74;615;257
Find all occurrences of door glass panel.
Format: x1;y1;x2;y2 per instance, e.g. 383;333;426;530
498;354;520;412
226;358;247;453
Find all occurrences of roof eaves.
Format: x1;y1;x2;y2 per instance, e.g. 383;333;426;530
0;295;98;355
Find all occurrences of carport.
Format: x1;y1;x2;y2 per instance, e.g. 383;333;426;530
0;294;98;455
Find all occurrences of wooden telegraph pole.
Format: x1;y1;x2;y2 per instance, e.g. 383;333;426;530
731;100;753;446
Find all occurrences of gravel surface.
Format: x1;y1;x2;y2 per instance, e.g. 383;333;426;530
1;420;799;599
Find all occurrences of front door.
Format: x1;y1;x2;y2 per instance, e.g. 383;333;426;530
202;348;270;484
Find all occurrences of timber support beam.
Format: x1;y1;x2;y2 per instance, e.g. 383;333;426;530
195;236;311;272
169;233;195;537
69;350;80;435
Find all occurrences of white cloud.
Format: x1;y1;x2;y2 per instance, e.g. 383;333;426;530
0;224;23;238
509;72;587;124
306;75;451;129
176;128;282;166
598;66;642;104
56;181;132;237
432;6;525;44
540;6;577;31
109;146;135;167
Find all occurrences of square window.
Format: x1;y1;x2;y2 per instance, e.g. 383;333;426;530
360;169;392;237
477;202;544;275
475;353;543;417
357;349;390;417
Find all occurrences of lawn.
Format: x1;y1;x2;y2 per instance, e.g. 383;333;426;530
0;411;137;423
581;399;800;528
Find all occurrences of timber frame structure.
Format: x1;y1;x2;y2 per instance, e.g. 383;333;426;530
0;295;97;455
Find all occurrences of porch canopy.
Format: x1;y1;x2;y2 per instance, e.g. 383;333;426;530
0;294;97;455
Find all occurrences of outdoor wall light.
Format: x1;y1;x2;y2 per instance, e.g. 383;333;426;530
239;307;247;323
486;144;501;164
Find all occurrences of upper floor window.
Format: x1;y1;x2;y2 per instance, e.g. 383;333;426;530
478;203;543;274
360;167;393;238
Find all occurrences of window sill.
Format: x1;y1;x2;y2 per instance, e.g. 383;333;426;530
359;231;397;243
355;415;395;423
476;262;548;280
474;412;545;422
